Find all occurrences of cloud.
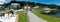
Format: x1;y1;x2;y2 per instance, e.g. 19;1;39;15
0;0;6;4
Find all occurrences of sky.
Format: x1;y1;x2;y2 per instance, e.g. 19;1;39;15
1;0;60;5
0;0;6;4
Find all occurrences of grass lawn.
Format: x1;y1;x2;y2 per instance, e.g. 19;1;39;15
0;10;9;13
16;11;28;22
32;10;60;22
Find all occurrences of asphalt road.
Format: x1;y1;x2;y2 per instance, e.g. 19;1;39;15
27;11;47;22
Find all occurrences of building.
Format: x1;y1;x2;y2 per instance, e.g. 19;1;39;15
24;5;31;10
10;3;20;10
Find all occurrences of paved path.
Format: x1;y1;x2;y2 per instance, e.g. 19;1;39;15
27;11;47;22
0;14;17;22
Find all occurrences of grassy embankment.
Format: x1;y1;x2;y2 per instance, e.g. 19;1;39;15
32;10;60;22
16;11;28;22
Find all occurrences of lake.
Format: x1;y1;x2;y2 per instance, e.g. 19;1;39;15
55;10;60;17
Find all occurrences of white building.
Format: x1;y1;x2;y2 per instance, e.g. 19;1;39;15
43;8;51;13
24;6;31;10
34;6;39;9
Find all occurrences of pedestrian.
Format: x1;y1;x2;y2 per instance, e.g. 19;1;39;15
10;10;14;17
0;13;5;18
8;12;10;19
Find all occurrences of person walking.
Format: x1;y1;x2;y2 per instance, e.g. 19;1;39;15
10;10;14;17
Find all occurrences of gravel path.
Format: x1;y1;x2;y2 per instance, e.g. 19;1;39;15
27;11;47;22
